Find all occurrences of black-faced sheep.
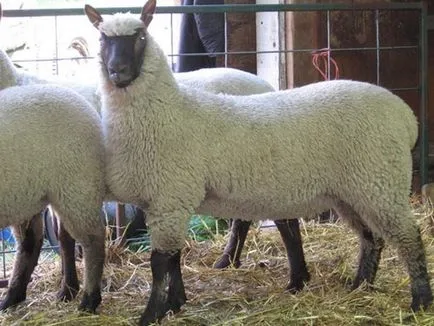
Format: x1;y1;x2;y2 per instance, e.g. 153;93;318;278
85;1;432;325
0;5;305;302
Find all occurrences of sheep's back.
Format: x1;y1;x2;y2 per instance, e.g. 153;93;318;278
186;80;417;219
176;67;275;95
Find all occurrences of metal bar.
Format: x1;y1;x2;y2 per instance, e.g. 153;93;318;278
1;233;6;279
10;44;419;64
2;3;424;17
170;13;175;70
224;11;228;68
390;87;421;91
54;16;59;75
326;10;331;80
116;203;126;245
375;10;380;85
419;2;429;187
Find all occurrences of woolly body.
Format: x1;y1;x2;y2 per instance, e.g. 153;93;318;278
95;7;431;323
0;83;106;311
176;67;274;94
100;30;418;251
0;84;105;229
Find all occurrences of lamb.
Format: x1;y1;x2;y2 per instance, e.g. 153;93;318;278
86;2;433;325
0;7;305;302
0;82;106;313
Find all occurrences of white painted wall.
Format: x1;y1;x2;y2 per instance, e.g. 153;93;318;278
256;0;286;91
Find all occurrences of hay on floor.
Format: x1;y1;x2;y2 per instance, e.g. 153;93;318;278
1;196;434;325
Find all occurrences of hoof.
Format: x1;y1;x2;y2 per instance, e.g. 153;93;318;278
214;255;241;269
286;280;305;294
139;295;186;325
286;272;310;294
78;290;101;313
411;285;433;312
57;285;79;302
139;301;171;326
168;292;187;313
0;293;25;311
350;278;375;292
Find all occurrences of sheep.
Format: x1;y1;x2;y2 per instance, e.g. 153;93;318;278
85;2;434;325
0;5;310;302
0;32;305;303
0;82;106;313
0;11;295;299
85;0;432;325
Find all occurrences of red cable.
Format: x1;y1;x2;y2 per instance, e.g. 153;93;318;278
311;48;340;80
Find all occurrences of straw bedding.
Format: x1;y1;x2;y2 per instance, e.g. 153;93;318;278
1;196;434;325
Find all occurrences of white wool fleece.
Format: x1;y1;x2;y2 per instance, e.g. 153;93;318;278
99;30;418;252
98;13;145;36
0;84;105;236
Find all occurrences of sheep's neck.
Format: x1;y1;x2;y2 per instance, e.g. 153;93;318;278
101;35;183;203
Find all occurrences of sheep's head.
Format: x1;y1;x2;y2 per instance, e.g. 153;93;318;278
84;0;156;88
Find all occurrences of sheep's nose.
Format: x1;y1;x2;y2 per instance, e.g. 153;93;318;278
109;64;129;75
108;64;131;85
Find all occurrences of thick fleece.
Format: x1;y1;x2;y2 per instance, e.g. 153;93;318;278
0;84;105;309
94;8;433;323
96;9;433;321
176;67;274;94
100;30;418;250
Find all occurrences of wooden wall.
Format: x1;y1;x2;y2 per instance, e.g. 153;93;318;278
223;0;257;74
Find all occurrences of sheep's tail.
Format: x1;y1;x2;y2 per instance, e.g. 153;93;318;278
393;94;419;150
406;106;419;151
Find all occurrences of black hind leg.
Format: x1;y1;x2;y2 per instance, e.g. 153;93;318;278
334;201;384;289
275;219;310;293
352;228;384;289
214;219;251;269
352;200;433;312
57;220;79;301
0;214;43;310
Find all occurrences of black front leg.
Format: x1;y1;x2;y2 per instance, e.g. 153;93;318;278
275;219;310;293
214;219;251;269
1;215;43;310
168;251;187;312
57;221;79;301
139;250;187;326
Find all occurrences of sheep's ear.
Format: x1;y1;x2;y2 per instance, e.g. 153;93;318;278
84;4;103;30
140;0;156;28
